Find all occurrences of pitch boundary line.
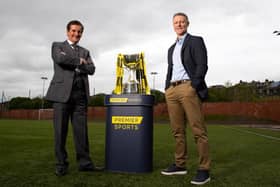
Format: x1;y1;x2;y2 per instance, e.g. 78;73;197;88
222;126;280;142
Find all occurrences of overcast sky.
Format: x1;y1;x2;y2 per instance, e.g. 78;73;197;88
0;0;279;100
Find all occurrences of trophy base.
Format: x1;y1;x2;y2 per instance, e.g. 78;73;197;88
123;82;139;94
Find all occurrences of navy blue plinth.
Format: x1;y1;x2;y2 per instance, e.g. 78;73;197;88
104;94;154;173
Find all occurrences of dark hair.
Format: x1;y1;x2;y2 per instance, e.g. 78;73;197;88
66;20;84;32
173;12;189;23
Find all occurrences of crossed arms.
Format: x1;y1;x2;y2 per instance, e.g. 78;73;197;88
51;42;95;75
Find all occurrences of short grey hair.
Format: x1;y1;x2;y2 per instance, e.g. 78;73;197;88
173;12;189;23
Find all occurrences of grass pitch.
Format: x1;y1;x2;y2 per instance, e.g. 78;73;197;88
0;119;279;187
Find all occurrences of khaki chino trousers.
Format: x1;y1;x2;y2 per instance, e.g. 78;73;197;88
165;81;210;170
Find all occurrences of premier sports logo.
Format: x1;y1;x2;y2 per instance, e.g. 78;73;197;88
112;116;143;130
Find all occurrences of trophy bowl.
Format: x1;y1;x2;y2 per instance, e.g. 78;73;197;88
122;54;140;94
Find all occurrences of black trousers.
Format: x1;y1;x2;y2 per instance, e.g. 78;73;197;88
53;87;93;169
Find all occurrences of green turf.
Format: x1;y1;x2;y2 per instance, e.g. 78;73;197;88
0;120;279;187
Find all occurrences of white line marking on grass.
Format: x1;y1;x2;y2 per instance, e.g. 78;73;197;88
222;126;280;142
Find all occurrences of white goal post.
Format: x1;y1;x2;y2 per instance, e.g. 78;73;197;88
38;108;53;120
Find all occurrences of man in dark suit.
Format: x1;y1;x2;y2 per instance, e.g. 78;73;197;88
46;20;101;176
161;13;211;185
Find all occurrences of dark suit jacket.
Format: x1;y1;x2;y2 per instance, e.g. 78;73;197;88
46;41;95;103
165;34;208;101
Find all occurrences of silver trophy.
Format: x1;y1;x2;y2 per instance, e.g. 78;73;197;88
113;53;150;95
123;54;140;94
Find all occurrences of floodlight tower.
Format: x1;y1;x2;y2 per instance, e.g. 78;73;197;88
150;72;158;90
41;77;48;109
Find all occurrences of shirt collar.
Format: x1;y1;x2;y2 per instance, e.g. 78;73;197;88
176;33;187;44
67;40;78;46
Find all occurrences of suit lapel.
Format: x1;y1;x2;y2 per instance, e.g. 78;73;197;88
63;40;79;57
63;40;72;50
168;43;176;66
181;33;191;51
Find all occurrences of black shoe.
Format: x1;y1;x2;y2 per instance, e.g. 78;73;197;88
79;166;104;172
191;170;210;185
161;163;187;175
55;167;67;176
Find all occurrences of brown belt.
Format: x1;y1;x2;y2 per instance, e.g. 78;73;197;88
170;79;190;87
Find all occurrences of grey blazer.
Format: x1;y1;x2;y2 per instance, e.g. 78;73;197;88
165;34;208;101
46;41;95;103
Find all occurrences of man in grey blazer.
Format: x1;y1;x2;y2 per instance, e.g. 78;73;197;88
161;13;211;185
46;20;100;176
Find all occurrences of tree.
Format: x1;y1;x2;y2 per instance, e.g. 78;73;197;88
31;97;42;109
224;81;233;88
151;89;165;104
89;93;106;106
208;87;232;102
9;97;33;109
8;97;53;109
231;84;258;102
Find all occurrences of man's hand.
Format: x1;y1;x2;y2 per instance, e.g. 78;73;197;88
80;58;88;65
60;51;67;55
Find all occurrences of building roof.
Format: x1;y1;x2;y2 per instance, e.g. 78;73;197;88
269;81;280;88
